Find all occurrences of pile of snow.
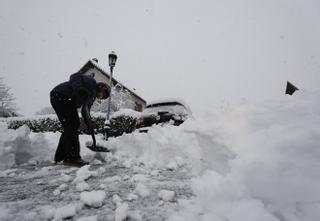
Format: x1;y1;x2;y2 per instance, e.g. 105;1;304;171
169;90;320;221
53;183;68;196
112;195;136;221
134;183;150;198
52;203;82;221
76;182;90;192
0;124;56;170
158;190;175;202
106;121;235;175
115;202;129;221
73;165;98;184
0;117;97;171
80;190;106;208
1;89;320;220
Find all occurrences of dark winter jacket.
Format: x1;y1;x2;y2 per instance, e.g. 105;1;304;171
52;72;99;125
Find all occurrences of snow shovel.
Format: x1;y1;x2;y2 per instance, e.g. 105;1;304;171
86;132;110;152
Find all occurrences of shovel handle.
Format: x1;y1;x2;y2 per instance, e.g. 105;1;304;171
91;132;96;147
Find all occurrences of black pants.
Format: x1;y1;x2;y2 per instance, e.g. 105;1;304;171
50;91;81;162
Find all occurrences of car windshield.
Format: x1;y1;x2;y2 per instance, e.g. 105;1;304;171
143;102;189;115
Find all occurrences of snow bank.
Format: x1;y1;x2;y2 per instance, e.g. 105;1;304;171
106;119;235;175
169;90;320;221
0;124;56;170
1;88;319;220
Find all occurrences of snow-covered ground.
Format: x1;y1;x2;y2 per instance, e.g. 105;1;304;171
0;90;320;221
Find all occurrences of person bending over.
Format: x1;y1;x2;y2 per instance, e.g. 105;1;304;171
50;71;110;167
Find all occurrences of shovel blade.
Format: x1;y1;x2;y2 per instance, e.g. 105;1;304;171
86;145;110;152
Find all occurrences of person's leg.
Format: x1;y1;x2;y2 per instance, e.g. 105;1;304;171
50;92;81;161
61;107;90;167
54;132;65;162
62;106;81;160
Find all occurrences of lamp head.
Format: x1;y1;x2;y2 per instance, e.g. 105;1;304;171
108;51;117;67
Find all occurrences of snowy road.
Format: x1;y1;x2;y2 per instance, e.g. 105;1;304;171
0;160;193;221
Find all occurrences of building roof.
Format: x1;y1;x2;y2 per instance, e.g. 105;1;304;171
79;59;146;104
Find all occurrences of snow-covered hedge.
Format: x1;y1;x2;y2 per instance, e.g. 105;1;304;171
7;117;62;133
7;112;139;137
107;115;137;137
106;109;141;137
7;116;104;134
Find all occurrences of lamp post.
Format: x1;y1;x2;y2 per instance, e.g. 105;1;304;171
106;51;117;121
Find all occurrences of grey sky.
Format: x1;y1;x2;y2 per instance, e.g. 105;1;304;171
1;0;320;116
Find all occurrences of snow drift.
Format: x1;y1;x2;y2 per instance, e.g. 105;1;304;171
169;90;320;221
0;90;320;220
0;124;57;170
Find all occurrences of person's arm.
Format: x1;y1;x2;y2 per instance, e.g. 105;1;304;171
81;103;94;134
79;75;97;135
82;103;97;147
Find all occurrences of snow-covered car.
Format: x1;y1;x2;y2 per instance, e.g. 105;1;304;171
136;99;192;132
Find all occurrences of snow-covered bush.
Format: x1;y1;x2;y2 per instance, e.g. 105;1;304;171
7;116;106;135
106;109;141;138
107;115;137;137
6;110;140;138
8;117;62;133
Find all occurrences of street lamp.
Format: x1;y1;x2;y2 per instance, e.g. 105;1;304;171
105;51;117;140
106;51;117;121
109;51;118;70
